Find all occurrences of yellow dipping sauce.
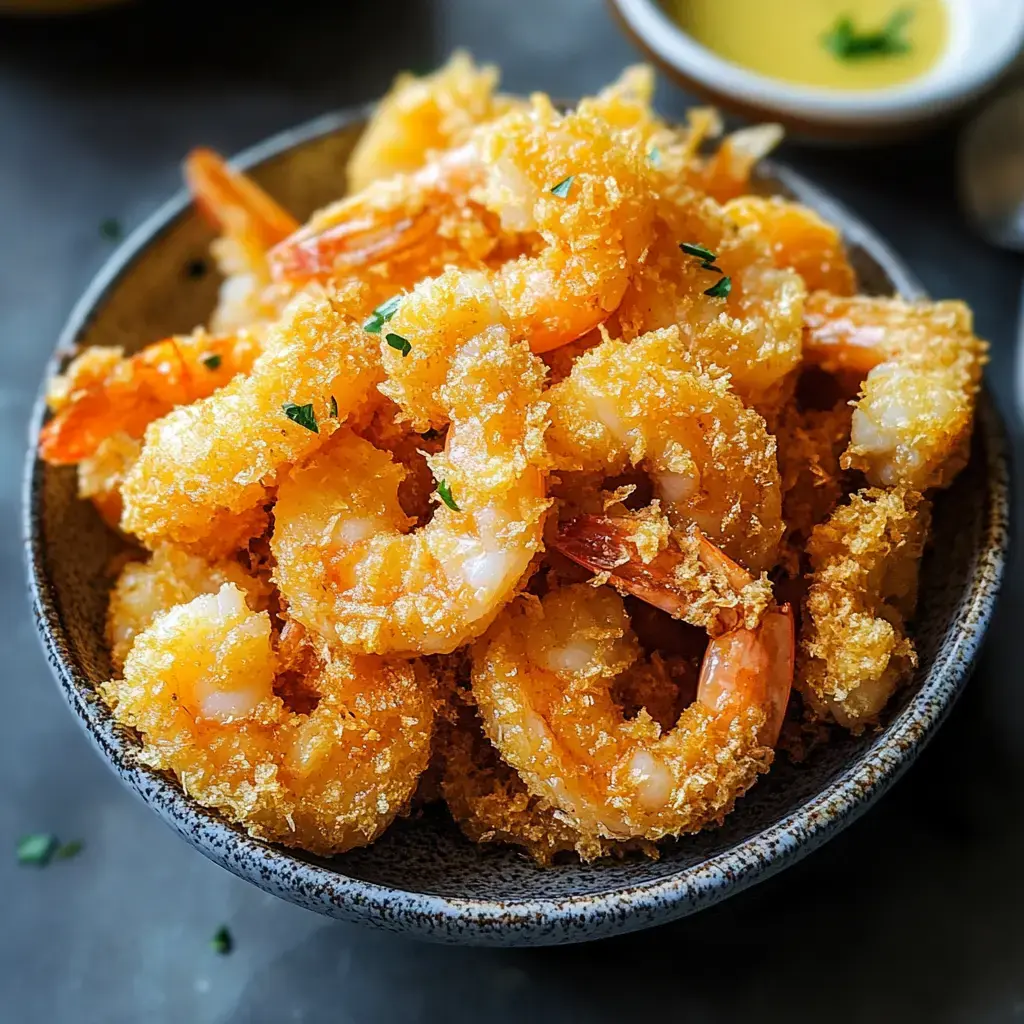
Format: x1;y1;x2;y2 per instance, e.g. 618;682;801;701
663;0;948;90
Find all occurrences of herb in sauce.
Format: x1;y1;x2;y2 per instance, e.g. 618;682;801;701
823;7;913;60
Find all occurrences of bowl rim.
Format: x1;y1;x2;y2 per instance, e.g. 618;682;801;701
23;104;1011;945
609;0;1024;126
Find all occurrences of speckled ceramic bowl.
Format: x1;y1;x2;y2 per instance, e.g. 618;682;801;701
24;107;1010;947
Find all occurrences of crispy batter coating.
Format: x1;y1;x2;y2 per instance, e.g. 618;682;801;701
272;270;551;655
472;584;775;841
106;545;272;672
775;400;853;573
613;190;806;409
804;294;988;491
347;51;521;193
798;488;930;730
724;196;856;295
120;287;382;556
548;327;783;573
102;585;434;855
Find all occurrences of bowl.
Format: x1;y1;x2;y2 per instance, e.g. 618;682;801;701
609;0;1024;141
24;105;1010;946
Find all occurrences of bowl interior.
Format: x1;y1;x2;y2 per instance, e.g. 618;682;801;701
28;113;1008;936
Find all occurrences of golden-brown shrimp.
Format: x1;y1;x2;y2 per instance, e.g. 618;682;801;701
185;149;301;333
101;584;434;856
687;123;784;204
613;192;806;410
724;196;856;295
76;433;142;530
40;330;261;466
271;94;655;353
106;545;272;672
439;701;657;864
798;487;930;730
471;576;793;841
347;51;522;193
185;147;299;256
803;294;988;491
120;286;382;557
547;326;783;574
271;270;550;655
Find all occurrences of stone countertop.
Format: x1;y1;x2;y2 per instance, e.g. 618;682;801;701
2;2;1022;1021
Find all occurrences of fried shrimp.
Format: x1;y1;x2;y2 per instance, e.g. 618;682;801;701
724;196;856;295
347;51;520;193
271;270;550;655
106;545;272;672
120;286;382;556
547;326;783;573
271;94;654;352
185;148;301;332
798;488;930;730
102;584;434;855
471;579;792;841
613;191;806;409
803;294;987;491
40;330;261;466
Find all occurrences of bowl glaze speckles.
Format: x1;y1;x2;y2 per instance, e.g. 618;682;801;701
23;108;1010;947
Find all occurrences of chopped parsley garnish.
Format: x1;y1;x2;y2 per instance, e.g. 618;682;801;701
549;175;575;198
823;7;914;60
282;401;319;433
648;146;661;167
680;242;717;263
210;925;233;955
53;839;84;861
363;294;403;334
704;276;732;299
329;395;338;418
99;217;123;241
17;833;57;866
436;480;460;512
385;332;412;357
201;353;222;371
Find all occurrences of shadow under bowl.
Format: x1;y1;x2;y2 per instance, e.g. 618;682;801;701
23;106;1011;946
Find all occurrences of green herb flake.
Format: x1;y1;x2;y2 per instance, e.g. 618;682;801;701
436;480;460;512
18;834;58;866
549;175;575;199
385;332;412;357
329;395;338;418
201;353;222;371
822;7;914;60
210;925;233;956
282;401;319;434
648;147;661;167
704;276;732;299
54;840;84;861
680;242;717;262
99;217;123;241
363;294;403;334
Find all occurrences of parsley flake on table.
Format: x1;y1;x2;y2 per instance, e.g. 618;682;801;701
210;925;233;955
99;217;123;241
17;833;57;866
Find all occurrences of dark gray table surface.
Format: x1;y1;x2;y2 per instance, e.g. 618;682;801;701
3;2;1023;1021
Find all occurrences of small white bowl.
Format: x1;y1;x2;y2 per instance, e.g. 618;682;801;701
610;0;1024;140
